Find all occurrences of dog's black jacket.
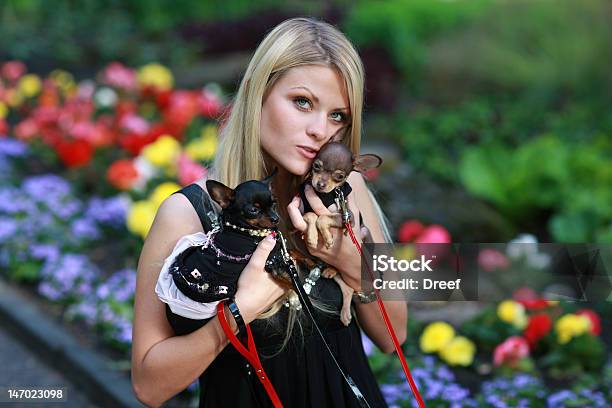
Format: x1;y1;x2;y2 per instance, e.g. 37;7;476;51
170;218;284;303
299;180;352;214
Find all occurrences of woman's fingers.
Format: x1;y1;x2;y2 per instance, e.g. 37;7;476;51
304;184;333;216
287;195;308;232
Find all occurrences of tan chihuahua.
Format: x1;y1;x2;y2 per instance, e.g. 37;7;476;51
296;142;382;325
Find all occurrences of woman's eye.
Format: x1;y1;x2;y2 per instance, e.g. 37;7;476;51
331;112;347;123
294;97;311;110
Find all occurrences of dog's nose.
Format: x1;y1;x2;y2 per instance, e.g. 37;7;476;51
270;213;279;225
316;181;326;190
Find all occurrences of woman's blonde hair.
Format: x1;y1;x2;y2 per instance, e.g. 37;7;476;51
209;17;391;350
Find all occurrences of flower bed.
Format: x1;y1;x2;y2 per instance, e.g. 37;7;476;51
1;61;610;406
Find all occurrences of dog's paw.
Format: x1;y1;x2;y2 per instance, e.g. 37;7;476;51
340;307;352;326
321;267;337;279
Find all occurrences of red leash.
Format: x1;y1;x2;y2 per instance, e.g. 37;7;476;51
217;301;284;408
345;223;426;408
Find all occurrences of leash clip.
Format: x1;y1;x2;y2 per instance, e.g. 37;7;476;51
335;188;351;226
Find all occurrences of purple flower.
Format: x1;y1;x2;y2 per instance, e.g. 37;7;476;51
0;138;28;157
53;199;82;220
39;253;99;301
38;281;63;301
85;196;128;228
0;217;18;242
23;174;71;199
70;218;101;240
67;299;98;325
30;244;60;264
0;187;36;214
114;317;133;344
361;333;375;356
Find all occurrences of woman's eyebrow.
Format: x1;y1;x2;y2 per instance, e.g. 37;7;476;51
290;86;349;111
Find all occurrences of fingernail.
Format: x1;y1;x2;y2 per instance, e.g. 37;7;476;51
266;233;276;242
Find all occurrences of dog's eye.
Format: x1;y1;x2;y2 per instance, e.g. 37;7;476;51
312;161;322;172
247;206;260;215
333;172;346;182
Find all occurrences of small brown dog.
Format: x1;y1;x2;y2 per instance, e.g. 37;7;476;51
295;142;382;325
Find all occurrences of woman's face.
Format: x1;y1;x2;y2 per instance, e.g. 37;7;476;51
260;65;351;177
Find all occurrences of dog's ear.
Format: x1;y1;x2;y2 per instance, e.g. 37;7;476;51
353;154;383;173
206;180;235;209
261;167;278;186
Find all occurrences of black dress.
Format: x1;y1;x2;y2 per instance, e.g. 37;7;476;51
171;184;388;408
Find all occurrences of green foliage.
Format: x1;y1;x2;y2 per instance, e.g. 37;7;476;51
0;0;307;68
461;306;519;352
344;0;493;88
459;135;612;242
542;334;606;379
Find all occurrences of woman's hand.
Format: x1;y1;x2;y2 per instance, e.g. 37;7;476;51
234;234;286;324
287;184;365;290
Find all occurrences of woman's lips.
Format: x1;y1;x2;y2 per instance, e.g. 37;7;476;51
296;146;317;159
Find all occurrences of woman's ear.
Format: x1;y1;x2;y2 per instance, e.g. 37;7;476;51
206;180;235;209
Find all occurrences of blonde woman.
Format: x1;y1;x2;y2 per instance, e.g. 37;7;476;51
132;17;407;407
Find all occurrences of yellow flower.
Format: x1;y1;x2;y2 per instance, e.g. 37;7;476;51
420;322;455;353
393;245;416;261
18;74;42;98
556;314;591;344
149;182;181;211
127;200;156;240
0;102;7;119
439;336;476;367
186;125;218;162
50;69;76;95
497;300;527;329
141;135;181;168
137;63;174;91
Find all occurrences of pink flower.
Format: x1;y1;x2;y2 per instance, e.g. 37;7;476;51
178;153;207;186
120;114;150;135
199;89;222;118
101;62;137;91
14;119;39;141
493;336;529;367
478;248;509;272
1;61;26;81
415;225;452;244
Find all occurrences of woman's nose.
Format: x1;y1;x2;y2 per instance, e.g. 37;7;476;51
306;113;330;141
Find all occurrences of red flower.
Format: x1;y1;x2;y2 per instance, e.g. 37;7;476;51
576;309;601;335
0;119;8;136
107;159;139;190
55;139;93;168
519;299;550;311
397;220;425;243
523;313;552;348
120;132;156;155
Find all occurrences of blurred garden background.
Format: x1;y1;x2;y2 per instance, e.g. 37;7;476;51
1;0;611;407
